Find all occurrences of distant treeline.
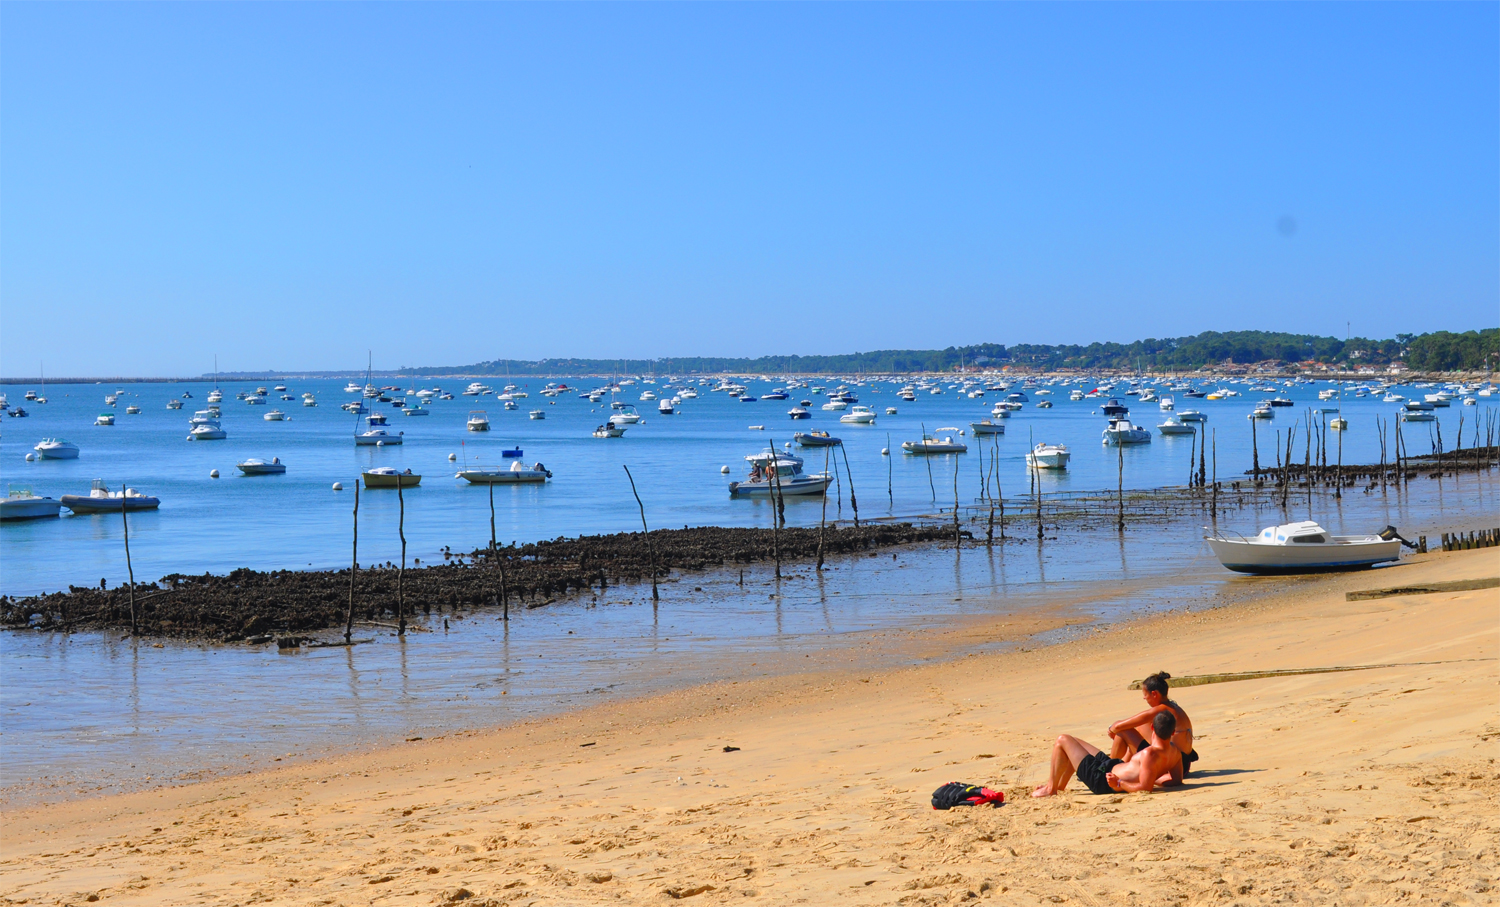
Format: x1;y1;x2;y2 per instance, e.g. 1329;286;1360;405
401;329;1498;376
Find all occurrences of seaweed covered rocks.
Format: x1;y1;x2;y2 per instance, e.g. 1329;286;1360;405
2;523;953;640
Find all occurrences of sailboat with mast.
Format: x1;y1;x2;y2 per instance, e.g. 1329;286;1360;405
207;355;223;403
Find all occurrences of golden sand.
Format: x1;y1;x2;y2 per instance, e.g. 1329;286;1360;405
3;547;1496;906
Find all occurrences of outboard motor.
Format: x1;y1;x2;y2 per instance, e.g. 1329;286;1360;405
1378;525;1417;549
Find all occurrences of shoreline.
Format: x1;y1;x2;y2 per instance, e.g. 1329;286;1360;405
3;547;1494;904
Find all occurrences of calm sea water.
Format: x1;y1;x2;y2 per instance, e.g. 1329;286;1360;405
1;376;1493;596
3;373;1497;802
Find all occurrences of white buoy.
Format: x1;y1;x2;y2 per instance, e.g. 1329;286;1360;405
376;440;385;447
881;448;890;455
784;441;792;448
448;453;457;461
959;429;966;436
25;452;36;462
720;465;730;474
210;469;220;478
332;482;343;491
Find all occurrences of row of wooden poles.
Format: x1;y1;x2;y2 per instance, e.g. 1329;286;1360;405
1439;528;1500;552
107;404;1500;638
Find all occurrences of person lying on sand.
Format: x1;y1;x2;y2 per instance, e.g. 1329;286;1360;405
1032;711;1182;798
1107;670;1196;778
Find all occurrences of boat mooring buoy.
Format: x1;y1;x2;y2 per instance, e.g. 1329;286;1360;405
25;452;35;462
448;453;457;461
376;440;385;447
332;482;342;491
881;448;890;455
210;469;220;478
720;465;730;474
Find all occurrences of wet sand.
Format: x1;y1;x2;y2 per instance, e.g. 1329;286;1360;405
2;547;1496;906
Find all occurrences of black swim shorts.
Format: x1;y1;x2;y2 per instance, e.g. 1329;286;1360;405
1075;751;1124;795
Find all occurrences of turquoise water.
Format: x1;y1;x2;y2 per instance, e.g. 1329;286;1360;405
1;376;1492;595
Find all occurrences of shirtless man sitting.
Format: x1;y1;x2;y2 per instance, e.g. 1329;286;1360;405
1032;711;1182;798
1108;670;1196;778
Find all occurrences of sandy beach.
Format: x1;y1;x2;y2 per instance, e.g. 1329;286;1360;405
2;546;1495;906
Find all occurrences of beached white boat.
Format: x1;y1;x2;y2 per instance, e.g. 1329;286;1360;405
61;480;160;513
728;450;832;497
902;430;967;454
467;411;491;432
969;420;1005;435
1157;416;1196;436
1103;417;1151;445
1;488;64;521
1206;521;1403;574
237;457;287;475
1026;443;1070;470
457;461;552;484
362;467;420;488
840;405;877;424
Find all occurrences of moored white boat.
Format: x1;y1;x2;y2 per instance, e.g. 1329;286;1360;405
263;410;287;421
902;429;967;454
1;488;64;521
94;412;116;425
467;410;491;432
187;423;227;440
1025;443;1070;470
237;457;287;475
839;405;877;424
969;420;1005;435
1206;521;1403;574
728;450;831;497
793;431;842;447
60;479;161;513
593;422;627;438
529;409;546;419
457;461;552;484
355;428;402;445
1157;416;1196;435
1103;417;1151;444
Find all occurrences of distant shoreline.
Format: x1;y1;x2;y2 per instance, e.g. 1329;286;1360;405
0;368;1491;384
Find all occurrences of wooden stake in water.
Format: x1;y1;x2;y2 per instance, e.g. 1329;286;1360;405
952;452;961;547
1211;428;1218;526
397;476;407;636
122;492;137;636
1116;436;1124;534
817;447;830;570
622;465;659;600
921;422;937;503
886;432;893;506
345;482;358;643
839;444;859;528
1252;418;1260;481
490;480;508;622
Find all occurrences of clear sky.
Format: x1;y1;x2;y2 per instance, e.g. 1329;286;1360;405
2;3;1496;377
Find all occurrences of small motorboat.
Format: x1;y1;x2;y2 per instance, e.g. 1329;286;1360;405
167;398;184;410
729;450;832;497
820;400;848;412
355;428;402;445
95;412;116;426
657;399;675;415
794;430;842;447
840;405;877;424
244;395;266;405
467;411;491;432
788;407;811;419
237;457;287;475
1249;403;1274;420
1206;521;1404;574
263;410;287;421
457;461;552;484
362;467;420;489
125;404;141;415
1157;416;1196;436
1399;410;1435;423
969;420;1005;436
1100;398;1129;416
1103;417;1151;445
1269;397;1295;407
739;395;759;403
9;407;28;418
593;422;627;438
761;391;789;401
1026;443;1070;470
404;406;429;416
1036;400;1053;409
61;480;161;514
1177;410;1207;423
885;406;898;415
188;424;227;441
902;430;967;454
367;411;389;425
1159;395;1175;412
529;409;546;419
1;488;64;521
1330;416;1349;431
611;405;643;424
501;447;523;458
987;406;1012;419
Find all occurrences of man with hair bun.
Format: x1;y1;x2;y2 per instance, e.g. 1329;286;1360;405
1108;670;1196;777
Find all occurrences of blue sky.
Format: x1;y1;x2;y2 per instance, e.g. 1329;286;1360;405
2;3;1495;376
